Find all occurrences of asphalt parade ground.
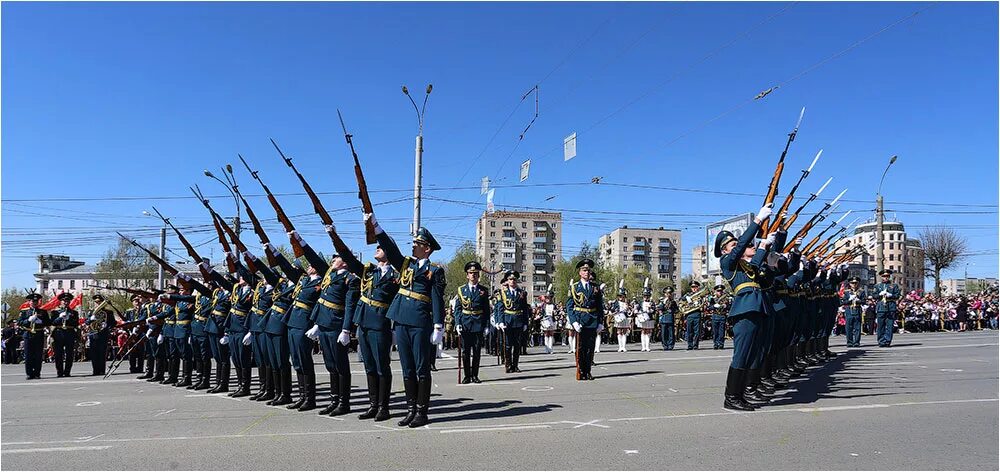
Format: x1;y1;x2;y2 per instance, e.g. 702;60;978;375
1;331;997;470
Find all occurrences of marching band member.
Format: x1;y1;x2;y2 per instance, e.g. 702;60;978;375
565;280;577;354
613;281;631;352
50;292;79;377
540;285;557;354
636;279;656;352
19;292;49;380
681;281;706;350
657;287;678;350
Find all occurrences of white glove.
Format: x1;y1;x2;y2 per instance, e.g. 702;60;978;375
28;314;39;323
199;261;211;271
761;232;776;248
324;224;336;235
242;332;252;345
597;324;605;333
306;325;319;340
455;325;463;334
429;324;444;345
850;294;858;302
793;237;803;247
179;273;192;282
220;336;229;345
188;337;192;345
338;330;351;346
158;293;168;301
146;328;154;338
880;290;889;297
364;213;383;234
498;323;506;330
132;327;140;335
88;315;96;322
156;334;164;344
756;204;773;221
572;322;582;332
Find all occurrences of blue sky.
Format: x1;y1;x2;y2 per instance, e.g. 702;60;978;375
3;1;997;290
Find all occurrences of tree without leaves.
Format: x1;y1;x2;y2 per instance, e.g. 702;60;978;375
919;226;967;297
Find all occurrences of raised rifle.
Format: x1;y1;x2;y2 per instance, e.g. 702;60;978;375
337;110;377;244
191;186;258;274
782;177;832;232
807;225;851;260
151;206;216;283
760;107;805;234
802;210;852;254
782;188;847;253
238;153;306;258
768;149;822;235
232;181;280;269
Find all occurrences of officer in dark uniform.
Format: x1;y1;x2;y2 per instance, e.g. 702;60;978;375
456;262;490;384
203;268;233;393
874;269;901;347
87;294;118;377
707;285;730;350
494;270;530;373
18;293;49;379
156;285;181;385
260;241;303;407
227;267;256;398
366;213;446;429
325;224;398;423
566;258;605;380
657;287;677;350
123;295;146;374
681;281;705;350
144;294;169;382
242;252;280;402
50;292;80;377
162;284;195;387
285;230;327;411
136;295;156;380
841;276;865;347
176;272;214;390
308;252;360;416
716;204;774;411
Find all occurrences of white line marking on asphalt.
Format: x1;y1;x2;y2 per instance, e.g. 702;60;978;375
668;388;679;393
75;401;101;407
153;409;176;417
663;371;721;377
74;434;105;442
3;379;138;387
457;381;522;387
521;386;554;392
625;450;639;454
2;446;113;454
648;355;731;362
853;362;914;366
439;425;550;434
940;368;964;372
564;419;608;429
891;377;908;381
73;387;85;390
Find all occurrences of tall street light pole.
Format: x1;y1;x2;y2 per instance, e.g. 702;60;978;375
876;155;898;277
142;210;167;290
403;84;433;236
204;165;242;238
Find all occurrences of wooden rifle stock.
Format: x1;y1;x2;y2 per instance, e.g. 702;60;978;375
238;153;305;258
338;110;377;244
239;196;280;268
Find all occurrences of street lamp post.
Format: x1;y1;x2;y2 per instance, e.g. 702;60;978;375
876;155;898;276
402;84;433;235
204;165;241;238
142;210;167;290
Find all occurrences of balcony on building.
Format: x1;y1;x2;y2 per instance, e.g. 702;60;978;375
532;237;548;244
533;246;546;253
533;225;547;232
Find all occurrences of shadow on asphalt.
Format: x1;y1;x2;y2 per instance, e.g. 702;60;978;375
431;403;563;424
594;370;660;380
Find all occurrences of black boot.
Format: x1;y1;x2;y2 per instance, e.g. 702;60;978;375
137;358;154;379
397;377;417;427
297;371;317;411
744;368;770;405
330;374;351;416
408;376;431;428
232;368;252;397
228;365;244;396
270;367;293;406
194;359;212;390
319;374;340;415
358;374;379;419
250;366;267;400
723;367;755;411
214;363;230;393
176;359;193;387
150;358;165;382
287;372;306;410
256;366;275;402
374;376;392;422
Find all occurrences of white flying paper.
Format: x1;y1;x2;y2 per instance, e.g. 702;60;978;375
563;132;577;161
520;159;531;182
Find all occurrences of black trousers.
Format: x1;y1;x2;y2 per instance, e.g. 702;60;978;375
88;333;109;375
578;328;597;376
504;327;524;368
52;329;77;376
460;331;482;376
24;332;45;378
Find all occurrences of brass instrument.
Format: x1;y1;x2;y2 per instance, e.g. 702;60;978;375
89;299;110;332
678;286;710;315
25;307;41;334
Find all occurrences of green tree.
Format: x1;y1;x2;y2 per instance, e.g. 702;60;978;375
552;240;600;301
93;238;159;311
2;287;27;323
443;241;479;301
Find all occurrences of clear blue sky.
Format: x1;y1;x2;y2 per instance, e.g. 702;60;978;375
3;1;997;291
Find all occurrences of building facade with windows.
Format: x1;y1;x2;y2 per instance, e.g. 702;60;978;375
33;254;211;296
598;226;682;284
475;211;562;301
835;220;925;292
691;245;707;281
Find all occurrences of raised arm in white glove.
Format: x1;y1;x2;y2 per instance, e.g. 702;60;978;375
755;203;773;223
324;224;336;235
363;213;383;235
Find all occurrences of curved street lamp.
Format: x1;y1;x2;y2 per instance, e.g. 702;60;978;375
403;84;433;235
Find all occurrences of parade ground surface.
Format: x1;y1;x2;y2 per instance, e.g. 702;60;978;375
2;331;997;470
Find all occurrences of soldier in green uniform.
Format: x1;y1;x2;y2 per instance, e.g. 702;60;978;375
50;292;79;377
494;270;531;373
657;287;677;350
18;292;49;380
566;258;605;381
162;284;195;387
707;285;730;350
874;269;901;347
123;295;146;374
366;212;446;428
456;262;491;384
841;276;866;347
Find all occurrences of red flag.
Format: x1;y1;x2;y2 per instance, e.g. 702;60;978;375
69;292;83;310
18;301;30;310
40;293;60;311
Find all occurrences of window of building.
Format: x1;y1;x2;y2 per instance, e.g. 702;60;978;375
490;221;496;227
490;231;495;237
521;233;526;238
70;280;75;289
503;241;514;248
490;242;496;249
889;243;894;250
889;254;894;261
521;222;527;228
57;280;63;289
503;221;511;227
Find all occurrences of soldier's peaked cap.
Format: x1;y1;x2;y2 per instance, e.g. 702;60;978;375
714;230;738;258
413;227;441;251
504;270;520;281
465;261;482;272
57;292;74;301
576;258;595;270
879;269;893;276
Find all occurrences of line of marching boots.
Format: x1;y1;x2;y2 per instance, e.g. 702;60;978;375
724;337;837;411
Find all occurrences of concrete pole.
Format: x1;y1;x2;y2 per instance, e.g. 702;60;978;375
158;226;166;290
876;194;884;276
412;134;423;236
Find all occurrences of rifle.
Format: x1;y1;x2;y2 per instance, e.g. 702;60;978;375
230;181;280;269
116;232;195;292
272;138;353;254
767;149;822;234
802;210;852;254
760;107;805;233
809;226;851;261
238;153;306;258
456;330;463;384
337;110;377;244
574;330;581;381
151;206;216;283
104;332;145;379
782;188;847;253
782;177;832;232
192;186;258;274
